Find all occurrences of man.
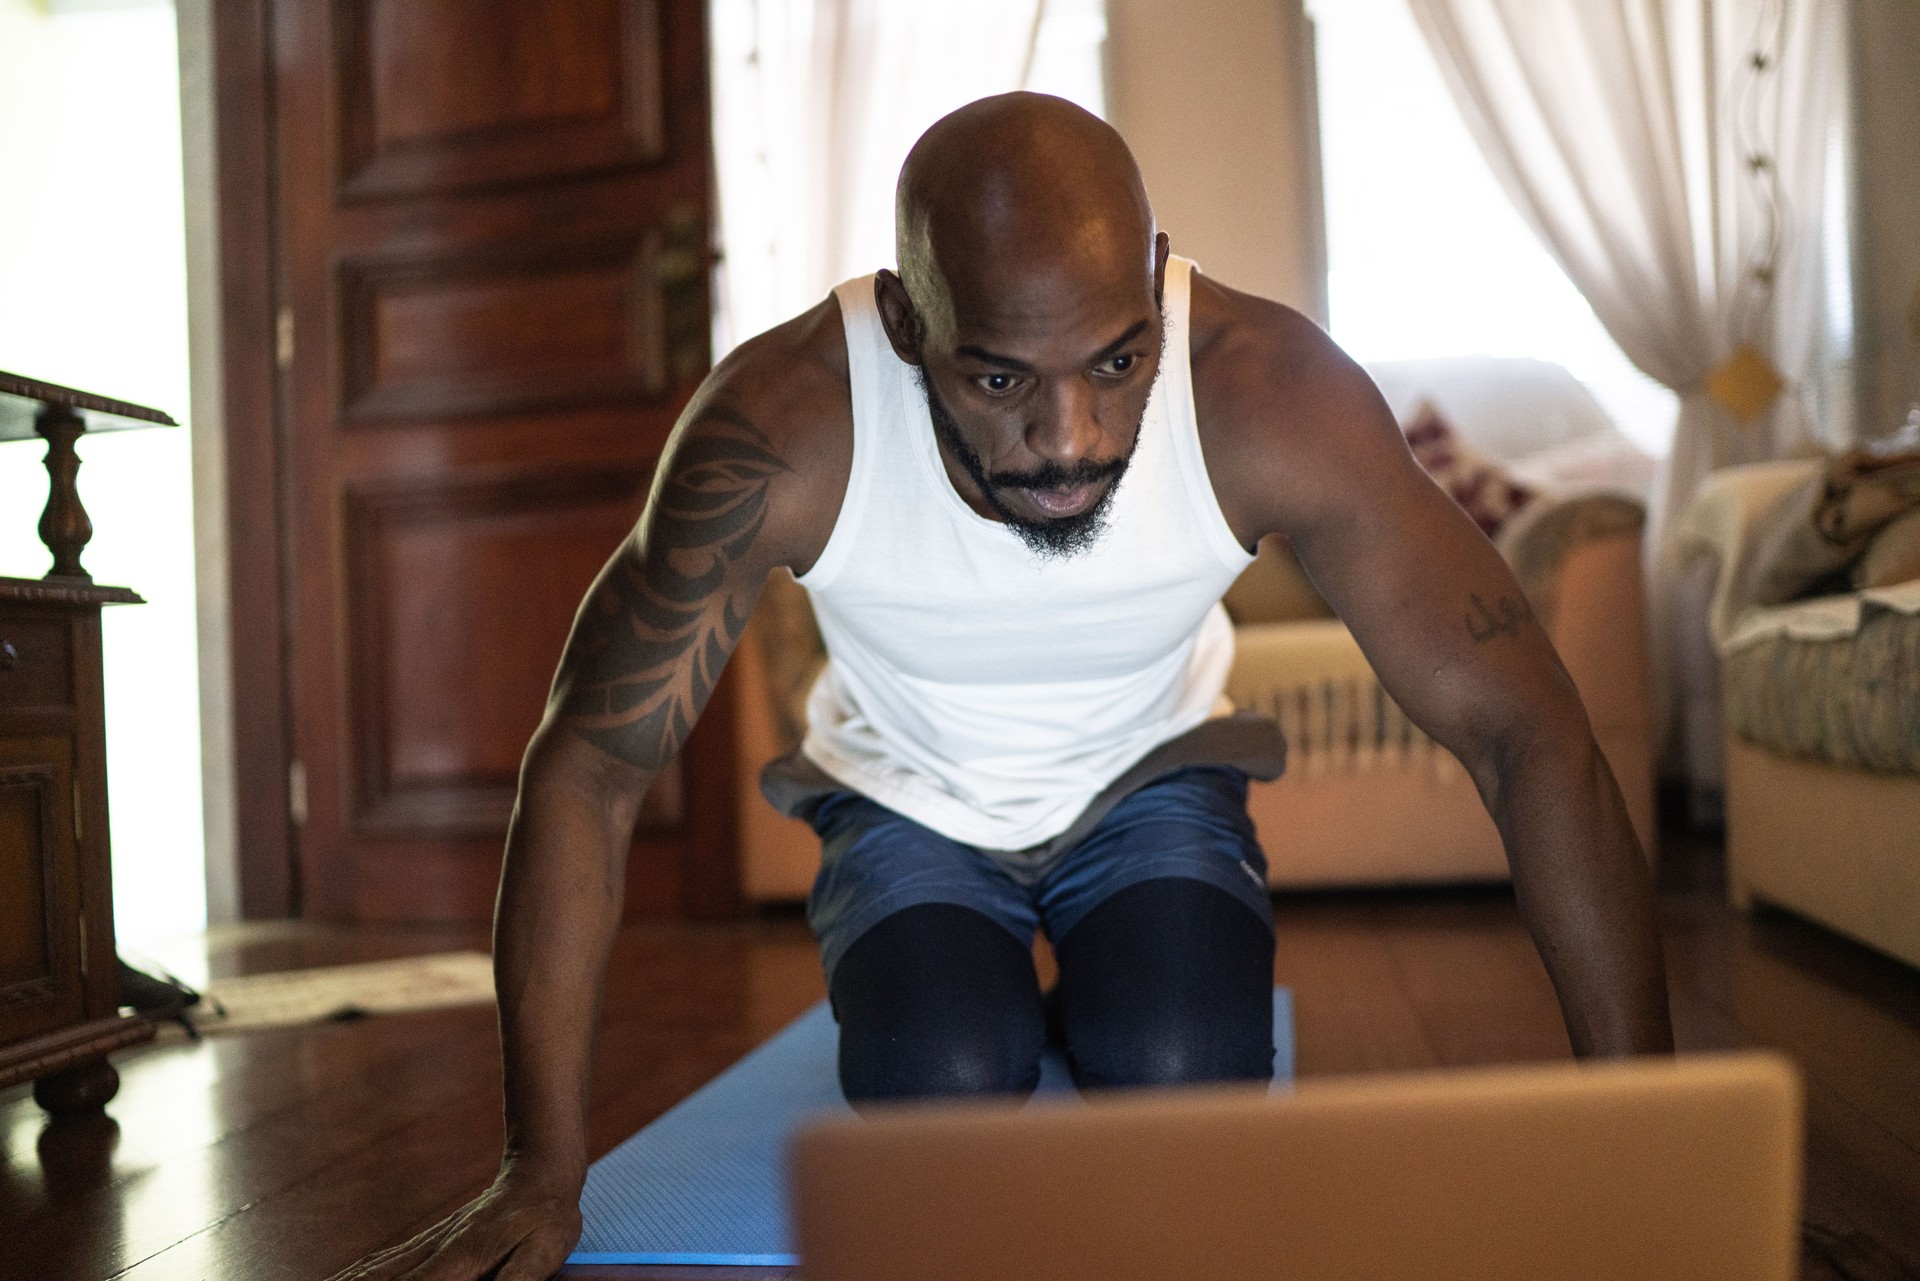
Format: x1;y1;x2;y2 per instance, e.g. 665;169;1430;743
335;92;1671;1281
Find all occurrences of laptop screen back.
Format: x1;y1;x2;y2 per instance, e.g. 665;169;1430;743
791;1052;1800;1281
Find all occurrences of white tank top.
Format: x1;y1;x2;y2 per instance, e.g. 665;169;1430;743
795;257;1252;850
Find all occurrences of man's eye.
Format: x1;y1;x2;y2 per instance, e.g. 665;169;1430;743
1098;354;1137;376
977;373;1019;394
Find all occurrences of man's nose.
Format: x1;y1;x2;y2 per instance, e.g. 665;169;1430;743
1024;377;1102;468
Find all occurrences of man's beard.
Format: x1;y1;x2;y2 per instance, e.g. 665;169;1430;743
915;366;1145;560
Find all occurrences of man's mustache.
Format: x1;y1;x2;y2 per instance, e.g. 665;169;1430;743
989;454;1129;493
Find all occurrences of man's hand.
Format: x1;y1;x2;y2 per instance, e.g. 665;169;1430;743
325;1160;582;1281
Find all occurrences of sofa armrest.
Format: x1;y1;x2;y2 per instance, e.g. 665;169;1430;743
1673;458;1822;649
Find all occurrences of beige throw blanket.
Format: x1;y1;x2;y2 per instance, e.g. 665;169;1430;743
1753;450;1920;606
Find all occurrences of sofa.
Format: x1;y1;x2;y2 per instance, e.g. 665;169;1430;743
732;357;1660;901
1678;457;1920;971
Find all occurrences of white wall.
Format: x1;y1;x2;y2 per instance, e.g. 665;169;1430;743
174;0;239;928
1103;0;1327;323
1850;0;1920;443
0;0;206;947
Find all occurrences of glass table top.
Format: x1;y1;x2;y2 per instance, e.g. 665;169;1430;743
0;371;177;442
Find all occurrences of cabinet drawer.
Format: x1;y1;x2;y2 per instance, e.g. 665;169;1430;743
0;617;72;709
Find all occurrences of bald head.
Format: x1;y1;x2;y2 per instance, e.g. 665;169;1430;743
895;93;1156;340
875;95;1168;559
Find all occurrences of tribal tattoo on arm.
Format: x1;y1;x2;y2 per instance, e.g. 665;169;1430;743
555;406;790;771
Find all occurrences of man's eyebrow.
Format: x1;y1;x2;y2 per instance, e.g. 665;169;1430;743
1091;319;1151;362
955;319;1152;372
954;346;1036;372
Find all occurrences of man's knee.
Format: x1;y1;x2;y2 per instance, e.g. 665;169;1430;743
830;903;1046;1108
1054;878;1276;1091
1066;1003;1273;1090
838;1016;1044;1107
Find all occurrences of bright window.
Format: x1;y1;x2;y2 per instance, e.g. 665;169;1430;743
0;0;204;946
1025;0;1108;118
1308;0;1679;455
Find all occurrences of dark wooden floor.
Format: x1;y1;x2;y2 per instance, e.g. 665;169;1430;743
4;831;1917;1281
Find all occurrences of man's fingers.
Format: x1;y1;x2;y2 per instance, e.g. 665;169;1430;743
491;1227;576;1281
398;1220;518;1281
327;1180;577;1281
326;1232;439;1281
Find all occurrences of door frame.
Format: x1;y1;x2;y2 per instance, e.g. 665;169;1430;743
188;0;295;920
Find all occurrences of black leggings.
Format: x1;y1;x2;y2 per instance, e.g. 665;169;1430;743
829;877;1276;1107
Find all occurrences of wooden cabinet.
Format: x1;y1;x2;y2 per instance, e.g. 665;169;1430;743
0;579;153;1111
0;372;171;1112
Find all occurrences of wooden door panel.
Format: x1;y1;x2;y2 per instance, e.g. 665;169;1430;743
344;464;680;836
336;0;664;200
0;738;82;1040
275;0;727;922
339;231;672;422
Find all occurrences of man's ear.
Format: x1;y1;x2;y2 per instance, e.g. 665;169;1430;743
873;270;924;365
1152;231;1170;306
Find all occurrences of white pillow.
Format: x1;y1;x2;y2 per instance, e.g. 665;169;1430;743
1363;356;1627;464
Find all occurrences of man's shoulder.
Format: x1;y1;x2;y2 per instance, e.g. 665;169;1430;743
1187;271;1375;433
680;293;854;575
1185;270;1406;544
707;293;854;449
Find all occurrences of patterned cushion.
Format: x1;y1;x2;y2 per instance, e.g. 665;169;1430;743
1403;401;1539;537
1724;601;1920;774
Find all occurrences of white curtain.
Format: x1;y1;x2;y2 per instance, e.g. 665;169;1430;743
709;0;1048;354
1403;0;1846;793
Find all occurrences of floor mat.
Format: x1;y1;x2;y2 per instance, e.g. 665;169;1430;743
183;952;495;1035
570;988;1295;1267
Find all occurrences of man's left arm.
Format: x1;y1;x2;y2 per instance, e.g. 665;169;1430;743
1204;304;1673;1057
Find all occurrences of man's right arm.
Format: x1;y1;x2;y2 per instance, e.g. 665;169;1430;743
495;397;794;1197
329;300;847;1281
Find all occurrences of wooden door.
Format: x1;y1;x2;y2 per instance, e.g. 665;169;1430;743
271;0;735;922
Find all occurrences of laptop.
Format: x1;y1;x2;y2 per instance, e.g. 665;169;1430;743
790;1051;1801;1281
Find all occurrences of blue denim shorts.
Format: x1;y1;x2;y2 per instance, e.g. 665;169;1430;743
805;766;1275;983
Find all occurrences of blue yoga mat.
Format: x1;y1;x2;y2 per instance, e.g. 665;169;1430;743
569;988;1295;1267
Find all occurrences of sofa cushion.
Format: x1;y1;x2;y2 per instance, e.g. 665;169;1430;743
1363;356;1625;463
1506;432;1657;502
1724;597;1920;774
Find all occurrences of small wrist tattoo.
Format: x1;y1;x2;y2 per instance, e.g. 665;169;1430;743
1464;592;1534;644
